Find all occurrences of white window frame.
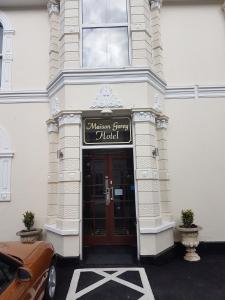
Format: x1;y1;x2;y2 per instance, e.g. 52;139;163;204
0;11;14;91
0;127;14;202
80;0;131;68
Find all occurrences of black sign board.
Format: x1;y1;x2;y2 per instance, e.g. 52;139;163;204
83;117;132;145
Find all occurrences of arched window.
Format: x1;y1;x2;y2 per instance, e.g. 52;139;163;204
0;127;14;202
0;12;14;90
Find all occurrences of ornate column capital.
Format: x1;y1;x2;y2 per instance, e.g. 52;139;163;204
47;120;58;133
156;117;168;129
133;111;156;124
58;113;82;127
150;0;162;11
47;0;60;16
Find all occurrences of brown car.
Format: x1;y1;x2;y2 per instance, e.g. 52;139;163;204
0;241;56;300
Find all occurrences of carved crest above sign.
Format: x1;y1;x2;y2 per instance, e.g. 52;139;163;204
91;85;123;109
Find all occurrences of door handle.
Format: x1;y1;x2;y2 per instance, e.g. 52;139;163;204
110;187;114;201
105;176;110;206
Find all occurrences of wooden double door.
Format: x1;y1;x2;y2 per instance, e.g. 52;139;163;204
83;149;136;246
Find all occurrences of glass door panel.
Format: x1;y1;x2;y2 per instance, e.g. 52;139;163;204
83;149;136;246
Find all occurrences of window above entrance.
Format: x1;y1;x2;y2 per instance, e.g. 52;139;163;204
81;0;129;68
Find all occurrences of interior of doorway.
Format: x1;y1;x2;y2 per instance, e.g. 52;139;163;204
82;148;137;259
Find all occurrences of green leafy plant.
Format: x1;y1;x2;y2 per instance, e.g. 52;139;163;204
23;211;35;231
181;209;194;228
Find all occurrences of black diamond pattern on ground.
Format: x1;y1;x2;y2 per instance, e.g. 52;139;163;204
78;280;144;300
118;271;143;288
76;272;104;292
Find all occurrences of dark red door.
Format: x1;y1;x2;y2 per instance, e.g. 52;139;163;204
83;149;136;246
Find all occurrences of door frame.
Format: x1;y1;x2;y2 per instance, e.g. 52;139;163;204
80;144;140;260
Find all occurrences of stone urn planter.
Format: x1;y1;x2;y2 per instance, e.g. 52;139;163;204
17;211;42;243
16;228;42;243
177;225;202;262
178;209;202;262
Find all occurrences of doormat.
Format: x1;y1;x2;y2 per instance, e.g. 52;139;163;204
66;268;155;300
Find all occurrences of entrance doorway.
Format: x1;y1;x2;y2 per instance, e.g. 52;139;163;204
83;149;136;246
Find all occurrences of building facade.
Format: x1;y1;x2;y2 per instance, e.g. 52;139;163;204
0;0;225;259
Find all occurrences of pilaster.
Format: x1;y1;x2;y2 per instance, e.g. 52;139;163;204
47;120;59;225
156;116;172;222
131;0;152;67
56;112;81;231
150;0;163;78
47;0;60;80
133;111;162;229
59;0;80;69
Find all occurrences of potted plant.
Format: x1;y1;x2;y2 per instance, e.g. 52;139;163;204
177;209;202;262
16;211;42;243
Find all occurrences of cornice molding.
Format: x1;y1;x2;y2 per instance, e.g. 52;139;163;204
47;68;166;97
0;90;48;104
0;85;225;105
165;85;225;100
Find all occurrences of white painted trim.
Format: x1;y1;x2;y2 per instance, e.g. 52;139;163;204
82;144;133;150
67;268;155;300
132;119;141;261
0;11;14;91
0;127;13;202
166;85;225;100
0;152;14;158
140;221;175;234
47;68;166;97
0;90;48;103
44;223;79;236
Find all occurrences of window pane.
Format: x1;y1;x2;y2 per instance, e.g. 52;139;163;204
82;0;127;24
83;27;129;68
0;23;3;53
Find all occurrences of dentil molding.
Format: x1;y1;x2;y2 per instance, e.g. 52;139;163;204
91;85;123;109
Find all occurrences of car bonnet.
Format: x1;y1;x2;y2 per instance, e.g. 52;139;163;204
0;241;43;264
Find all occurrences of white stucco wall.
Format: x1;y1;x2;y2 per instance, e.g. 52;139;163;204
161;3;225;85
0;103;49;241
166;98;225;241
2;8;49;90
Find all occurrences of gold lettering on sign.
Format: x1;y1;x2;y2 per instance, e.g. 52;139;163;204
84;118;131;144
96;131;119;141
86;122;111;130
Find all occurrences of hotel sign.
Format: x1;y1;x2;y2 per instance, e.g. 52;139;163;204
83;117;132;145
